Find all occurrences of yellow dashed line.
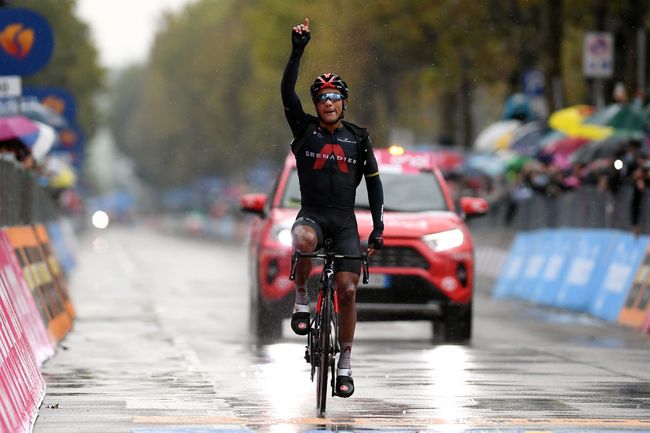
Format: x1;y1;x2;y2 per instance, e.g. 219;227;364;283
133;416;244;425
133;415;650;429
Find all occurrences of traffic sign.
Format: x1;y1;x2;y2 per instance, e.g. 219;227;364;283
523;70;545;97
583;32;614;78
0;75;20;97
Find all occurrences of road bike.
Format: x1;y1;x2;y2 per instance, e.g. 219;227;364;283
290;240;369;417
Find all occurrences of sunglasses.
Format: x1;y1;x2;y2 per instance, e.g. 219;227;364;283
314;92;344;103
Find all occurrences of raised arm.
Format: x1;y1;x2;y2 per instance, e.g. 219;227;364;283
281;18;311;137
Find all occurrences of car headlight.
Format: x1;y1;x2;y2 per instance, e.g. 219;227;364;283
271;223;293;247
422;228;464;252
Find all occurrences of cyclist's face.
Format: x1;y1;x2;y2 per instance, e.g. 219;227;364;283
315;89;344;125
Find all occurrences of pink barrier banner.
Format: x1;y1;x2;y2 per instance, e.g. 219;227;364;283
644;311;650;333
0;231;54;366
0;274;45;433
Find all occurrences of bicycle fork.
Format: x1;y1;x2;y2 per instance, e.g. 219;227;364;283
305;269;341;383
321;268;341;359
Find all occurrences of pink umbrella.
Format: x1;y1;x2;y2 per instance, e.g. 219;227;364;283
545;136;590;157
0;115;39;141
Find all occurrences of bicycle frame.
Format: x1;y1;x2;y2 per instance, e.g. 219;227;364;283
290;242;368;417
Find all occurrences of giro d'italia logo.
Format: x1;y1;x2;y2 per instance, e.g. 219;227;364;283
0;8;54;76
0;23;35;59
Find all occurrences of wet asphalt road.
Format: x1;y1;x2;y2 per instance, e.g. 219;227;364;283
33;226;650;433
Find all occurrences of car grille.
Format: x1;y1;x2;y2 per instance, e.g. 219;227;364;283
357;275;449;303
306;275;448;304
368;246;429;269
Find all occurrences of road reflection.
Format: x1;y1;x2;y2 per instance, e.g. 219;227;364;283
257;343;312;420
423;345;472;423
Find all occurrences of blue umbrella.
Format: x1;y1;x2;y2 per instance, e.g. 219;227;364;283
509;121;549;156
464;153;507;178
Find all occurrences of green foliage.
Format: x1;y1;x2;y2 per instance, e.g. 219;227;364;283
13;0;105;137
108;0;649;188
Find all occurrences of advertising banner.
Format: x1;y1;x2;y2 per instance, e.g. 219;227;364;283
619;242;650;329
0;8;54;76
492;233;531;299
33;224;75;319
22;86;77;124
21;86;84;169
0;231;53;366
0;267;45;433
46;221;77;277
493;229;649;325
532;229;576;307
554;230;615;312
511;230;551;301
4;226;73;343
589;233;648;321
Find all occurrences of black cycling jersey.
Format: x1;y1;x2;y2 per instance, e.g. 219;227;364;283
281;50;380;211
293;120;379;209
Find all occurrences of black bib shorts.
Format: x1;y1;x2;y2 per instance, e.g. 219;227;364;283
292;206;361;275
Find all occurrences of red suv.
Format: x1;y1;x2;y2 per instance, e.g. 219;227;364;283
241;147;488;343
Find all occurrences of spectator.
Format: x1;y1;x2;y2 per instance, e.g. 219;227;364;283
613;82;629;104
0;139;34;169
629;149;649;235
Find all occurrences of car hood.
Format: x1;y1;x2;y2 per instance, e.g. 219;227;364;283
272;208;463;239
356;210;463;238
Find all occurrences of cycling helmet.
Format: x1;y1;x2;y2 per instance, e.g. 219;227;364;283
310;73;349;101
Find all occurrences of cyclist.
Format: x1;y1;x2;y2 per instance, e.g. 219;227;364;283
281;18;384;398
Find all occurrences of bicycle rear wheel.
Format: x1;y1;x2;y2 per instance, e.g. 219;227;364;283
316;292;331;417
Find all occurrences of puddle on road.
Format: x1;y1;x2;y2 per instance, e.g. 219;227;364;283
471;398;576;412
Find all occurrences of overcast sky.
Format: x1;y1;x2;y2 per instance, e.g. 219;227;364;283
75;0;198;70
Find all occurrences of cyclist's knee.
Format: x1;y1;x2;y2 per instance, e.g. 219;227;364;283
292;226;317;251
337;281;357;305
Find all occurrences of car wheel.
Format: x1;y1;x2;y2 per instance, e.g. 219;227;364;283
250;263;283;342
431;302;472;344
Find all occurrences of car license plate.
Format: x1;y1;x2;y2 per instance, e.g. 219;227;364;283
364;273;389;289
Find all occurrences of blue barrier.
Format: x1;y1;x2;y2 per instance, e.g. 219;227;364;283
492;233;531;299
532;229;576;306
589;233;649;321
511;230;551;301
554;230;614;312
46;220;77;276
491;228;650;324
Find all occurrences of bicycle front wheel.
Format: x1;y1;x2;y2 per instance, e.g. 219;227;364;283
316;294;331;417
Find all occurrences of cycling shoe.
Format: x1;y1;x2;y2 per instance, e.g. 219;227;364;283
335;368;354;398
291;303;310;335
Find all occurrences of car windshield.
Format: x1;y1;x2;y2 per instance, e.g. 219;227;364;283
281;169;448;212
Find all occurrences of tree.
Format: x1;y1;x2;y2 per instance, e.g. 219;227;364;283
108;0;650;187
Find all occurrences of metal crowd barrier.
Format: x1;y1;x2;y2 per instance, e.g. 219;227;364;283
472;183;650;234
0;158;59;226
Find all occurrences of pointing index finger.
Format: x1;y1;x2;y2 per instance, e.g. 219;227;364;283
304;18;309;30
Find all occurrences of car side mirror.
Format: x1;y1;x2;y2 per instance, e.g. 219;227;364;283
459;197;488;219
240;193;267;217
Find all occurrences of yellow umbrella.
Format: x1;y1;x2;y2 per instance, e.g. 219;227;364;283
49;166;76;189
474;120;521;152
45;156;77;189
495;129;516;150
549;105;613;141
